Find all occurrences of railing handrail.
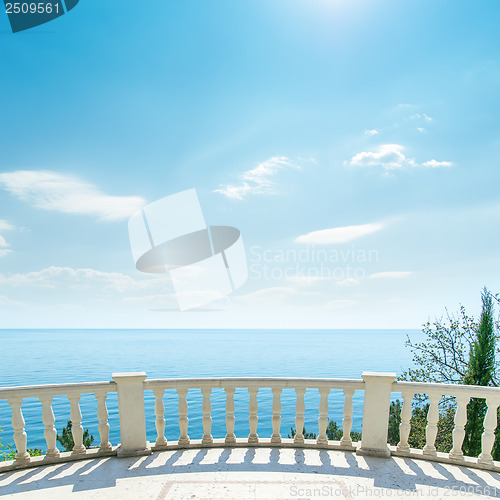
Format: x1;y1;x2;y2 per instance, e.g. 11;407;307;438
393;380;500;400
0;381;117;399
144;377;364;390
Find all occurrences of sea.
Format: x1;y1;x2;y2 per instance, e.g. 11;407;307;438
0;329;423;451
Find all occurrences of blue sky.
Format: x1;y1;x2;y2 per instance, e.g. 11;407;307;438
0;0;499;328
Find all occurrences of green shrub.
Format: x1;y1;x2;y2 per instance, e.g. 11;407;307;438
56;420;94;452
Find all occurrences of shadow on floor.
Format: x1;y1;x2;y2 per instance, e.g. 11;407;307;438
0;447;499;498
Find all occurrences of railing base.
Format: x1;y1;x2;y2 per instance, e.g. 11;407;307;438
0;439;357;473
0;447;117;473
116;442;152;458
151;437;357;453
2;442;499;475
390;446;500;473
356;446;391;458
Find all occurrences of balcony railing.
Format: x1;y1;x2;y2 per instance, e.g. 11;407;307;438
0;372;499;473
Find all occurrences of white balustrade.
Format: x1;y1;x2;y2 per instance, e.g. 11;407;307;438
95;391;112;452
8;398;29;464
39;395;59;459
201;387;213;445
449;394;469;460
0;381;115;470
153;388;167;449
68;394;85;455
396;390;414;453
1;373;500;475
478;397;500;466
341;388;355;446
177;387;190;445
224;386;236;444
248;387;259;444
423;393;441;456
294;387;306;445
271;386;282;444
317;387;329;445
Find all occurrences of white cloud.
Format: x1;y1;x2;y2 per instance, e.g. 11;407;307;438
364;129;379;136
384;298;404;304
234;286;321;307
421;159;453;168
411;113;433;122
369;271;413;279
296;223;383;245
214;183;253;200
287;275;329;287
417;127;427;134
345;144;452;171
0;266;171;292
0;295;27;308
214;156;297;200
0;220;14;257
0;221;14;232
0;234;10;248
122;294;175;304
0;295;87;312
323;299;358;310
336;278;360;287
0;171;146;221
122;292;229;310
346;144;415;170
297;157;318;164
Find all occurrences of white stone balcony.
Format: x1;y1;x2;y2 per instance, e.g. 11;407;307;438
1;372;500;498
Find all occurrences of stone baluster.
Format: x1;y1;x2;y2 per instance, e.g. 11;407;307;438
248;387;259;443
294;387;306;445
95;391;112;452
8;398;30;464
201;387;213;445
397;390;414;453
271;386;282;444
39;395;59;459
153;388;168;448
478;397;500;466
423;393;441;456
177;387;190;445
341;388;355;446
317;387;330;445
68;394;86;455
224;386;236;444
449;394;470;460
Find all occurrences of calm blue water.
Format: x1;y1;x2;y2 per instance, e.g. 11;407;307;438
0;329;422;451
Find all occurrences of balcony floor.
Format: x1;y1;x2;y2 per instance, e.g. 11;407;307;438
1;447;500;499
